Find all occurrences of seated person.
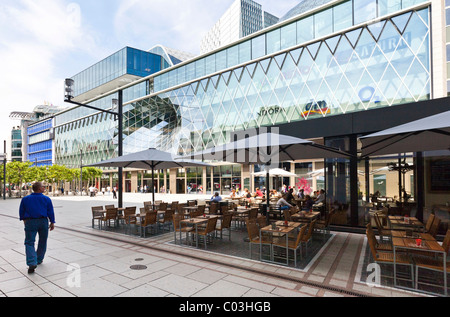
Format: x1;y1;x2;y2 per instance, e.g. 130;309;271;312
285;188;295;205
211;192;222;202
272;190;281;198
229;189;237;198
276;195;293;211
297;189;305;200
241;188;252;199
303;195;314;211
314;189;325;205
255;188;264;197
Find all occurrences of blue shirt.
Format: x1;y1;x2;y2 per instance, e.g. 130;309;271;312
211;196;222;202
19;193;56;224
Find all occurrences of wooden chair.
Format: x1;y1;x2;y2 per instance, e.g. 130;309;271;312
138;211;158;238
195;217;218;249
428;216;441;238
158;202;168;212
173;213;192;245
283;209;292;222
373;213;391;241
100;208;118;229
91;206;104;229
366;228;414;286
139;207;147;216
216;213;233;240
208;202;218;214
169;201;179;213
366;224;393;253
197;205;206;214
272;224;307;267
220;205;229;215
143;201;155;211
413;230;450;296
315;208;335;240
246;219;272;260
190;209;203;218
120;207;137;234
300;219;316;256
104;204;115;210
118;206;136;224
256;215;267;228
424;213;435;234
158;209;174;231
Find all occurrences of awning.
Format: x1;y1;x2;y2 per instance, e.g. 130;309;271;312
360;110;450;157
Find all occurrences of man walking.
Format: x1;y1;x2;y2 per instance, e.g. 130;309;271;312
19;182;56;274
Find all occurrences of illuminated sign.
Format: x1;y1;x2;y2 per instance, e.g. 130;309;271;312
301;101;331;116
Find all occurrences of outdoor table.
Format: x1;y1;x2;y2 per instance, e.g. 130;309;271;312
180;215;218;248
259;221;300;265
388;216;425;232
392;235;446;294
391;231;435;240
183;206;199;217
291;211;321;222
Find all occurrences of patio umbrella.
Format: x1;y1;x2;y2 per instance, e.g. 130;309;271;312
183;132;351;163
308;168;365;177
178;132;352;223
252;168;298;177
360;110;450;157
89;148;211;205
252;168;299;192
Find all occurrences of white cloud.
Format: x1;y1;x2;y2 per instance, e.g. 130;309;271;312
0;0;100;151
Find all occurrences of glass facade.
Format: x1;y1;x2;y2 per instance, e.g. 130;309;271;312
11;128;22;161
154;0;428;93
147;8;430;157
27;119;53;166
71;47;164;97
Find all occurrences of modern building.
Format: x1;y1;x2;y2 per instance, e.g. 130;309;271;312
10;104;64;166
200;0;279;54
58;0;449;232
27;118;53;167
10;127;22;162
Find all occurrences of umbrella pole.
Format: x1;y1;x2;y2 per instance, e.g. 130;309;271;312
152;167;155;208
266;170;270;225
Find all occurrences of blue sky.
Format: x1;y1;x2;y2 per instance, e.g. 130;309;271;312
0;0;300;152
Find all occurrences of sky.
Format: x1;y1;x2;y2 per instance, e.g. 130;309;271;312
0;0;300;155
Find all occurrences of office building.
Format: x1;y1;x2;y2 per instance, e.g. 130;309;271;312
200;0;279;54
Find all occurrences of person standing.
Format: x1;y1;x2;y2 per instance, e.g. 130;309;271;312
19;182;55;274
112;186;117;199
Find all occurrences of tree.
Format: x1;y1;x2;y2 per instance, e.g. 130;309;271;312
82;167;103;189
6;161;32;197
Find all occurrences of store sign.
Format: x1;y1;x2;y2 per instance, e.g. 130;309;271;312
257;106;281;118
301;101;331;116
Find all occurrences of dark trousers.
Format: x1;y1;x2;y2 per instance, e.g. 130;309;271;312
24;218;49;266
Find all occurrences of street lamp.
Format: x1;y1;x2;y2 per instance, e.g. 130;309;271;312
1;142;6;200
64;79;124;208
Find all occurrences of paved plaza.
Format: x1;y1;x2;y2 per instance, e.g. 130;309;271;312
0;193;432;298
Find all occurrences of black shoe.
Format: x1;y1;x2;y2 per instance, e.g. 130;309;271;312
28;265;37;274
